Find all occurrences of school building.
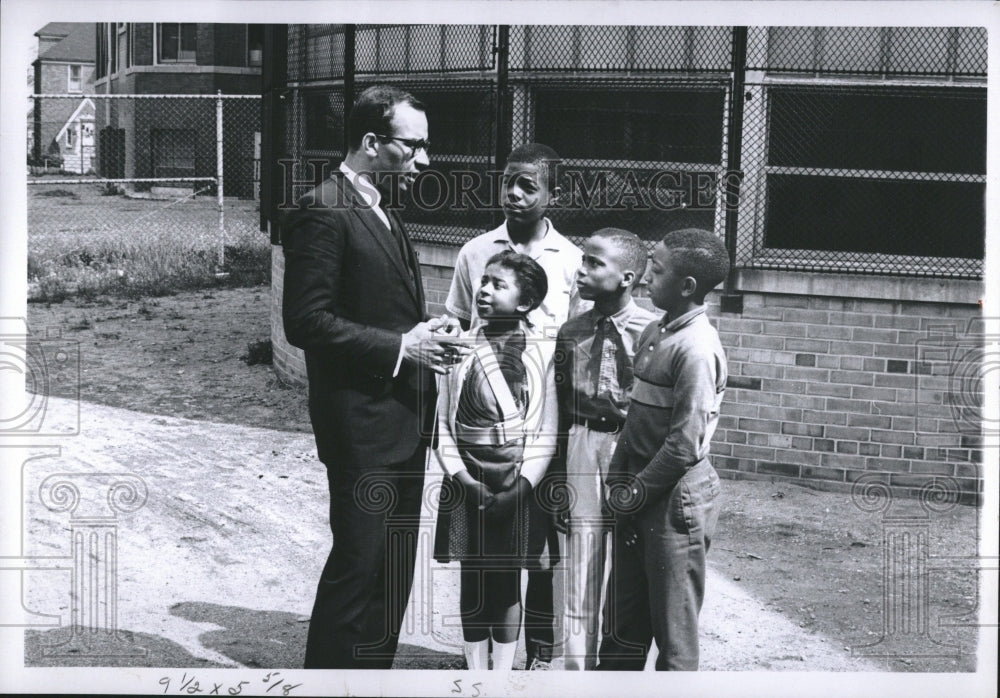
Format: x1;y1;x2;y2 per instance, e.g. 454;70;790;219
259;25;987;503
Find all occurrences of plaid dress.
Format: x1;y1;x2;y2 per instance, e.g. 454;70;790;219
433;329;551;569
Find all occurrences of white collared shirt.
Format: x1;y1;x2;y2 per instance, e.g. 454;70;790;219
339;161;390;230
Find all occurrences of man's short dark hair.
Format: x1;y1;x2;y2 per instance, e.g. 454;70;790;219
485;249;549;315
661;228;730;302
347;85;425;151
592;227;648;282
506;143;562;192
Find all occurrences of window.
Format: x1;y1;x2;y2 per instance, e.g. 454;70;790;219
533;85;727;239
68;65;82;92
152;129;197;178
158;23;197;63
753;85;985;275
109;24;118;74
65;125;76;149
247;24;264;67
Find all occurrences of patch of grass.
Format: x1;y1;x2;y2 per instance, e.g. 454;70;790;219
34;189;79;199
28;233;270;303
28;185;268;302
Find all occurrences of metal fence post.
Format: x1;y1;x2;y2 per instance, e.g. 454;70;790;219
492;25;510;229
216;89;225;271
344;25;356;157
721;26;748;313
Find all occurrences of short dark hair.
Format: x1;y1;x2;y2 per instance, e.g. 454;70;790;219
485;250;549;316
661;228;730;302
591;227;648;282
506;143;562;192
347;85;425;151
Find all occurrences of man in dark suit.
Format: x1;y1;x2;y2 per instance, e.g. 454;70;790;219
282;85;460;669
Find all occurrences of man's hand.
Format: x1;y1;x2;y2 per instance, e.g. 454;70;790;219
401;316;469;374
455;470;495;510
485;476;532;521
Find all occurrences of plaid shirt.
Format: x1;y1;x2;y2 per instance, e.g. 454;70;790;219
554;299;657;431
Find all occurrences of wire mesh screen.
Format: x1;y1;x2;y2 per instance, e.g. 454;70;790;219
735;81;986;277
273;23;986;279
747;26;988;76
509;25;733;72
520;77;729;245
355;24;495;74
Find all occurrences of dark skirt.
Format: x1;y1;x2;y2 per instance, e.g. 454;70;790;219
433;440;551;569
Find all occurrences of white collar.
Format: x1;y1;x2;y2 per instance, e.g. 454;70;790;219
339;161;381;210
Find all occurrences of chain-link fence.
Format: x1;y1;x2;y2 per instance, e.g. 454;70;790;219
28;93;262;282
266;24;986;279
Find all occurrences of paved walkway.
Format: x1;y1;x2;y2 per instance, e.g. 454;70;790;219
6;397;879;673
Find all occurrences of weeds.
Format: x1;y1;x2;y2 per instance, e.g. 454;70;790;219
241;339;274;366
28;184;269;303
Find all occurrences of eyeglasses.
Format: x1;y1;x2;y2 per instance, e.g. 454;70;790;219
375;134;431;155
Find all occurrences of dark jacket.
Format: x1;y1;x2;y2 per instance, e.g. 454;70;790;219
281;172;434;468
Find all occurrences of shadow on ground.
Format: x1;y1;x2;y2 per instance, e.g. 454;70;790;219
27;602;465;669
25;626;228;668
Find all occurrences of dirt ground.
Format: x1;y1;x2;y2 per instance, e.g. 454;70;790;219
22;285;984;674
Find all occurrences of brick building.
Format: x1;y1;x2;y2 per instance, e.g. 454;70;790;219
93;23;262;197
31;22;96;173
260;25;987;502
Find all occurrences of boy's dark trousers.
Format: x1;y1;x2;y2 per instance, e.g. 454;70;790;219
524;568;555;665
597;459;720;671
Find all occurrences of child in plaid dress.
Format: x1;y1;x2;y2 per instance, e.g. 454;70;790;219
433;250;558;671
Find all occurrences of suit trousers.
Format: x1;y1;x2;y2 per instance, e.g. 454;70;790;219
304;446;426;669
597;459;720;671
562;425;617;670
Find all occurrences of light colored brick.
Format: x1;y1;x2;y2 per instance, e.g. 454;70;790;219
732;444;777;460
874;314;923;330
738;417;783;434
806;381;853;398
784;337;831;353
773;448;822;466
827;311;877;328
782;308;830;324
820;452;867;469
807;324;854;340
763;379;809;395
766;294;810;308
828;341;875;357
852;327;899;344
782;366;830;382
851;386;892;401
764;321;807;337
801;409;847;426
825;425;870;441
873;343;918;360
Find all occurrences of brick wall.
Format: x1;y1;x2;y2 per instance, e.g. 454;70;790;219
271;243;984;503
270;245;308;387
709;290;983;505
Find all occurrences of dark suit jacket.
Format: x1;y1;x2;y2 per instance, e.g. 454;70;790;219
281;172;434;468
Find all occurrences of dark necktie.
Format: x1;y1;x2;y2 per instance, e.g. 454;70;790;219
587;316;630;398
385;208;415;281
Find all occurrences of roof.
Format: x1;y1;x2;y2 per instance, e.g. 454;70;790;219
35;22;77;38
37;23;95;63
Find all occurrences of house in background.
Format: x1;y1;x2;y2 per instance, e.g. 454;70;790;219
31;22;96;173
93;23;263;197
